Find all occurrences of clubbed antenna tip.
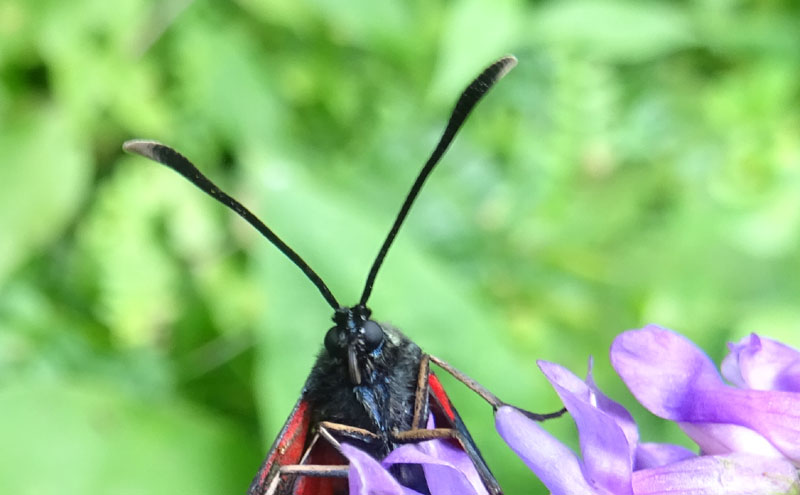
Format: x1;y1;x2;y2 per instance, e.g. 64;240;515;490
358;55;518;306
121;139;341;310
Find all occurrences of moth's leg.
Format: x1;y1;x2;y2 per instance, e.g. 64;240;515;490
429;354;566;420
294;422;375;465
411;354;431;429
269;423;364;494
279;465;349;477
264;463;349;495
295;430;322;466
428;354;502;408
268;465;349;495
317;421;381;445
273;422;379;483
263;472;281;495
391;427;459;442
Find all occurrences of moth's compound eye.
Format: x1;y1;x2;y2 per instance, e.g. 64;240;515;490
324;326;345;357
362;320;384;352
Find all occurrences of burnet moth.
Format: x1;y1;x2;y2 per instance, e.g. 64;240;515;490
123;56;562;495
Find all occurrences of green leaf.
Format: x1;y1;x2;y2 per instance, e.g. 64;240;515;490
79;158;182;348
0;376;257;495
529;0;694;63
0;110;90;284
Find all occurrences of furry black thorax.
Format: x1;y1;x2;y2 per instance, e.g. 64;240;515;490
304;315;422;452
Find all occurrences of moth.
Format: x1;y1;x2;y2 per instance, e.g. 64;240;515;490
123;56;561;495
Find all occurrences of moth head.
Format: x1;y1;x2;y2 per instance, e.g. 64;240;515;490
325;306;385;384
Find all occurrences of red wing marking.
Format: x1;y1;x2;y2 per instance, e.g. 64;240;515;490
248;399;311;494
249;371;496;494
426;370;503;494
428;372;456;421
293;441;349;495
249;397;352;495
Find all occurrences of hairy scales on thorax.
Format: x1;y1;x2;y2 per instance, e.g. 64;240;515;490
303;323;422;446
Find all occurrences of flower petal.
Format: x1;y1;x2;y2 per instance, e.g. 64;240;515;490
612;326;800;463
634;442;695;470
382;440;487;495
585;357;640;451
722;334;800;392
679;422;784;458
539;360;633;494
496;405;603;495
341;443;423;495
610;325;723;419
632;453;800;495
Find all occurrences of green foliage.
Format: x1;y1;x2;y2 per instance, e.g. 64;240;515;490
2;0;799;493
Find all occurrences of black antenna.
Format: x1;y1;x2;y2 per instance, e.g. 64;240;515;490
359;55;518;306
122;140;341;310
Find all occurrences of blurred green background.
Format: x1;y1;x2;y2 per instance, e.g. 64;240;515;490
2;0;800;493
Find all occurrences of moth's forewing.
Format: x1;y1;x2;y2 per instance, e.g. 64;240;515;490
247;369;502;495
246;388;358;495
428;372;502;495
290;442;348;495
247;398;313;495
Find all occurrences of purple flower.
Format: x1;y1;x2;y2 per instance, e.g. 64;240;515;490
631;453;799;494
721;333;800;393
382;435;488;494
496;356;799;494
612;326;800;464
337;328;800;493
341;444;423;495
339;415;488;495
